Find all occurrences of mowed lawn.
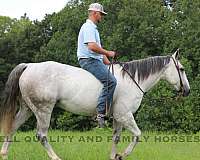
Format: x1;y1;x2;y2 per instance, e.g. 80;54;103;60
1;129;200;160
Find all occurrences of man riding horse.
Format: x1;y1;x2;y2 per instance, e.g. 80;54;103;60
77;3;117;128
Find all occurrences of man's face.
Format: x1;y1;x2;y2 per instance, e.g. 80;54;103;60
94;11;104;23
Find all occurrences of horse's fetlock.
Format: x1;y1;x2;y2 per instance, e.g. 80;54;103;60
114;136;120;144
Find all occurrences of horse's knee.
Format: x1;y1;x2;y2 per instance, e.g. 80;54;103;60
133;130;141;143
135;129;141;137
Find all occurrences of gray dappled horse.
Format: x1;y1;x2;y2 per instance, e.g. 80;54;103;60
0;50;190;160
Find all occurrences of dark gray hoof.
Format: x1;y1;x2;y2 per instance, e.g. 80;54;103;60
115;154;123;160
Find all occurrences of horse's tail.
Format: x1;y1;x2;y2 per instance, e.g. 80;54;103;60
0;63;27;135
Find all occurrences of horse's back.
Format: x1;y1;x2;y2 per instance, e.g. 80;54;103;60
19;61;102;114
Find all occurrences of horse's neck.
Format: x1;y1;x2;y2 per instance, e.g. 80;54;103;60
139;70;164;92
114;64;165;94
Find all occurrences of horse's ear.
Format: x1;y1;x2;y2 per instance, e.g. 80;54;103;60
173;48;180;60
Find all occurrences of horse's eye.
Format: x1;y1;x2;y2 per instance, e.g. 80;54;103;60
180;68;184;72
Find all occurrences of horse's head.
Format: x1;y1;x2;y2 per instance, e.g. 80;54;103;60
163;49;190;97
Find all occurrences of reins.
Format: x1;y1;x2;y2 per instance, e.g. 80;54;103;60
106;55;146;116
109;55;146;95
106;49;184;112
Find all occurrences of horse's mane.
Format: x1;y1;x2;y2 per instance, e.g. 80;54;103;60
121;56;171;83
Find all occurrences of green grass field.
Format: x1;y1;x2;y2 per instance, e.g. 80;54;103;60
1;129;200;160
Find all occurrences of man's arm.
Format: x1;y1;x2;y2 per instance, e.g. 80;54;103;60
87;42;115;57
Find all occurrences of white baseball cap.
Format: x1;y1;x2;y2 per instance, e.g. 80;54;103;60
88;3;107;15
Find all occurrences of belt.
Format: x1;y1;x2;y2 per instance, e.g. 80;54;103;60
79;58;89;60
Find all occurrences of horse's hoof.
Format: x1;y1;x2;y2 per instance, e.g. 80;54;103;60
0;151;8;160
1;154;8;160
2;156;8;160
115;154;123;160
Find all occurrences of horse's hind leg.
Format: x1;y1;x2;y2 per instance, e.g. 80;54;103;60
34;104;61;160
0;102;32;159
23;95;61;160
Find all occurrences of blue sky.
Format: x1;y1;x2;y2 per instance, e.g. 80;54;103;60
0;0;69;21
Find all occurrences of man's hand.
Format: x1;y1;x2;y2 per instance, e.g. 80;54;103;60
87;42;116;57
106;51;116;58
103;55;110;65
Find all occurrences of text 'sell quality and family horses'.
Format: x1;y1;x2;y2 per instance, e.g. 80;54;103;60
0;50;190;160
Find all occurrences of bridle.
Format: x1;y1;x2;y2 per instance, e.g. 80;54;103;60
170;50;184;94
106;50;184;115
109;49;184;95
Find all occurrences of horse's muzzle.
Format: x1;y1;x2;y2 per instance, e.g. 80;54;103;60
183;88;190;97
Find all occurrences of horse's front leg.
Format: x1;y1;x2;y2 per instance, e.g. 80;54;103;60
117;112;141;159
110;119;122;160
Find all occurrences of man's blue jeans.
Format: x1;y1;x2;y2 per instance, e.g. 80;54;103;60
79;58;117;114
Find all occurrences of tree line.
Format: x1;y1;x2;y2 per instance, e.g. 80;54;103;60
0;0;200;133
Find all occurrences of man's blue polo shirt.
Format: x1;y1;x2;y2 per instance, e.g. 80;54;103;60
77;19;103;61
